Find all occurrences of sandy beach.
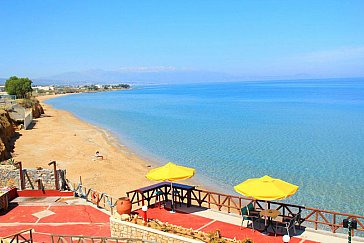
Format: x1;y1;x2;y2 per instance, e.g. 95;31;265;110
12;94;153;197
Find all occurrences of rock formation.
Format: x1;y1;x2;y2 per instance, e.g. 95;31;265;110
32;102;44;118
0;110;16;161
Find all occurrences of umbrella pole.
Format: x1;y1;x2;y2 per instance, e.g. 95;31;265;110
265;201;268;227
170;181;175;213
262;200;269;235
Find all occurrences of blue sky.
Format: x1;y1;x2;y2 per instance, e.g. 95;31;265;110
0;0;363;79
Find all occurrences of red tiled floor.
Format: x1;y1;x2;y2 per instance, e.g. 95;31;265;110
0;202;318;243
201;221;312;243
136;207;212;230
136;207;318;243
0;205;48;223
39;205;110;223
0;204;110;243
0;224;111;243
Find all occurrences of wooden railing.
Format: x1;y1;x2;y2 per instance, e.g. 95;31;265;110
304;206;364;234
66;180;118;214
127;184;364;236
0;228;33;243
50;234;155;243
67;179;364;236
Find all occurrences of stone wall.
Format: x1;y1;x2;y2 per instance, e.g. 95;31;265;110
110;217;202;243
0;165;66;190
0;165;19;188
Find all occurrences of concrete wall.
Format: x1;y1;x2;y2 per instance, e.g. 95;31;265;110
0;165;66;190
7;104;25;122
110;217;202;243
23;110;33;130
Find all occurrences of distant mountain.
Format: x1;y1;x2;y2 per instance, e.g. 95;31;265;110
4;70;362;86
37;69;241;85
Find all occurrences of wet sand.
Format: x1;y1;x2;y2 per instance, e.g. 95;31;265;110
12;94;153;197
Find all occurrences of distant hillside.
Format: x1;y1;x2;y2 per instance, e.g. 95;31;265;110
37;69;241;85
3;71;363;86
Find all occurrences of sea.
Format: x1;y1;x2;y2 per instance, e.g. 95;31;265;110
46;78;364;215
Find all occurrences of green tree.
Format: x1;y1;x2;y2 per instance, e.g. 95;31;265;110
5;76;33;98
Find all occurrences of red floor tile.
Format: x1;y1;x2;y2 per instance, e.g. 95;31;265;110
39;205;109;223
0;204;110;243
135;207;213;230
135;207;318;243
0;206;48;223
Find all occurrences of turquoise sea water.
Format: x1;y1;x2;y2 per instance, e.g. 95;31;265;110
47;79;364;215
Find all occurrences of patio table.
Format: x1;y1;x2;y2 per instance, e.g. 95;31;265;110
132;182;195;208
260;209;280;234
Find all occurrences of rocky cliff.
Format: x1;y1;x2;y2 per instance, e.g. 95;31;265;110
17;98;44;118
32;101;44;118
0;110;16;161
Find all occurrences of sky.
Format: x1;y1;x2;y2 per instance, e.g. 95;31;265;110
0;0;364;80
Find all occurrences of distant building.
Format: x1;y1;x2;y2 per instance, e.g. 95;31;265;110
0;85;5;92
33;85;55;91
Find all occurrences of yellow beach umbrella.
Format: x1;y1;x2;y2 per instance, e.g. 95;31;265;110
146;162;195;181
146;162;195;212
234;175;298;200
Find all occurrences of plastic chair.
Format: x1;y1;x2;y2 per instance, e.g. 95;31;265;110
172;189;182;207
153;189;165;208
275;213;301;236
240;202;261;231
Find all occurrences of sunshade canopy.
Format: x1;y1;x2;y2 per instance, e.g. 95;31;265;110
234;175;299;200
146;162;195;181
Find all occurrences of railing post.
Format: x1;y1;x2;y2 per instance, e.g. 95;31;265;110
14;162;25;190
111;197;113;215
48;161;59;190
239;198;242;213
198;190;202;206
35;178;43;190
315;211;318;230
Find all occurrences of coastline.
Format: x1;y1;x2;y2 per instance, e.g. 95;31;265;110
12;93;233;198
13;94;154;197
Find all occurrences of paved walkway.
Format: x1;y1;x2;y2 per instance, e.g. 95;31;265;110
1;197;361;243
135;203;363;243
135;205;315;243
0;198;110;242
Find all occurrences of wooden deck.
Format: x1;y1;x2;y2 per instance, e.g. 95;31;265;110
126;182;364;236
65;181;364;241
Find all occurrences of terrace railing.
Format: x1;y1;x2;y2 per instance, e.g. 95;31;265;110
66;179;118;214
127;184;364;236
50;234;156;243
0;228;33;243
66;179;364;236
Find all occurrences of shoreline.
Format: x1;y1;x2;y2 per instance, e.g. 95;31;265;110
12;94;206;197
13;94;153;197
44;93;237;195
